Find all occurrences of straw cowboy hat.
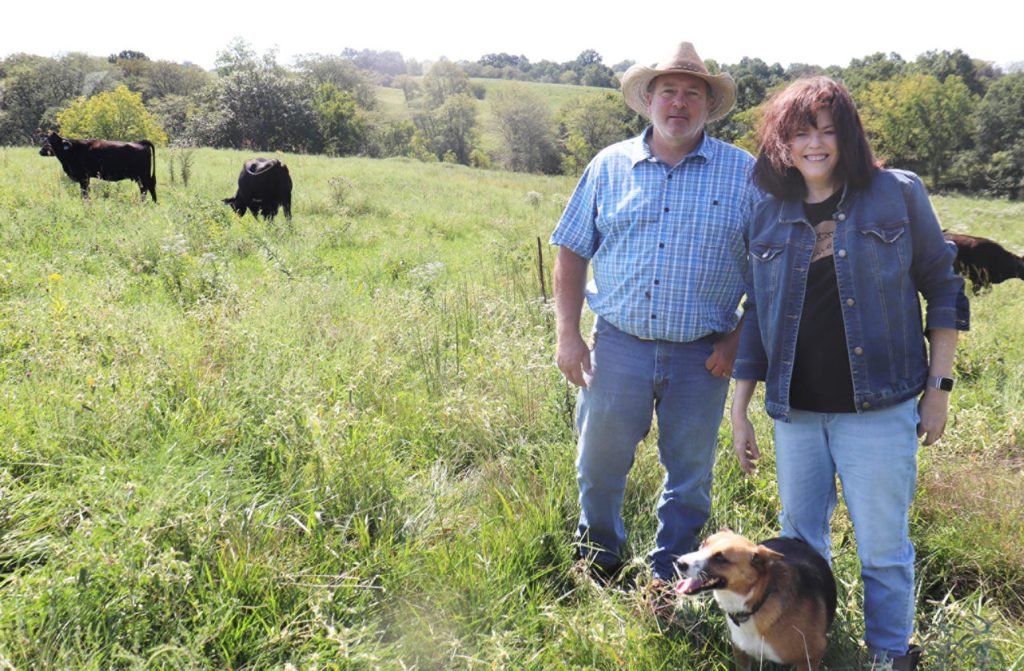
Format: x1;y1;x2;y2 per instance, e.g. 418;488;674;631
621;42;737;121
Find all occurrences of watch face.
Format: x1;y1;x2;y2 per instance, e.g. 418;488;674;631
938;377;954;391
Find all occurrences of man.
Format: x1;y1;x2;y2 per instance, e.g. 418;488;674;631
551;42;761;588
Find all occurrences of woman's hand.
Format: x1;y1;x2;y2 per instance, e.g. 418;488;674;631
731;412;761;474
917;387;950;445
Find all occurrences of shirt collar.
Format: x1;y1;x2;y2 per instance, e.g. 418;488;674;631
630;126;713;167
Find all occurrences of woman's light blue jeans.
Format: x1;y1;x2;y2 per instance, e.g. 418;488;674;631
575;318;730;580
774;398;920;660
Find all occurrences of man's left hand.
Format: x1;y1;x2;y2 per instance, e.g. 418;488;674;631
705;327;741;378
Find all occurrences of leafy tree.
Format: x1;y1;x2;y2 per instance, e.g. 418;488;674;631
478;53;530;70
712;57;786;144
557;91;641;174
912;49;991;97
56;84;168;144
973;73;1024;152
421;60;472;107
860;74;976;188
147;94;191;145
414;93;478;164
970;73;1024;197
295;54;378;110
108;50;149;63
364;118;416;158
489;84;559;173
0;53;119;144
573;50;603;69
313;83;366;156
340;48;407;78
840;52;908;92
141;60;210;100
186;41;318;152
610;60;636;74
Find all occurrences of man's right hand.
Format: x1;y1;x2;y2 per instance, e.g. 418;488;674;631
556;332;592;387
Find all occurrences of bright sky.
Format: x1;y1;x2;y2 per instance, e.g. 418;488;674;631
4;0;1020;72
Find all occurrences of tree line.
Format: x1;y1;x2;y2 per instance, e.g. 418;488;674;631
2;40;1023;198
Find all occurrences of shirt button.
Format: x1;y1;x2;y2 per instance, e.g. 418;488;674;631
837;213;847;221
659;242;665;249
664;207;670;213
854;346;864;355
837;249;847;258
654;279;660;285
651;314;657;319
645;291;652;299
846;298;855;307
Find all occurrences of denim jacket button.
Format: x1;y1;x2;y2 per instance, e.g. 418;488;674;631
837;249;847;258
846;298;855;307
837;212;847;221
861;401;871;409
854;346;864;355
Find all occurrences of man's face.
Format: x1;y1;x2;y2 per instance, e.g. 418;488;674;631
646;73;711;152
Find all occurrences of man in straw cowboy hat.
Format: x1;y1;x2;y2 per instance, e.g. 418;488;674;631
550;42;761;593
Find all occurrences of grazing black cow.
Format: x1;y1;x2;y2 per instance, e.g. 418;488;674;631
39;132;157;202
223;158;292;220
944;231;1024;292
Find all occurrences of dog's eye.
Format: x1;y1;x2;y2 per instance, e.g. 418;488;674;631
711;552;729;564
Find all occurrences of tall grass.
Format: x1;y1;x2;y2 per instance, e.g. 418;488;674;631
0;147;1021;669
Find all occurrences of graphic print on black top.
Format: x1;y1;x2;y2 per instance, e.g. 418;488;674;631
790;191;856;413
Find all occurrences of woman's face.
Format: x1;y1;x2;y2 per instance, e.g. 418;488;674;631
789;108;840;195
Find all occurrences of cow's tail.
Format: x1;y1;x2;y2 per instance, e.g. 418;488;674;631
140;140;157;202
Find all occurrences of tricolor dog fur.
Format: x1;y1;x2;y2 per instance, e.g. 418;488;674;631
675;529;836;671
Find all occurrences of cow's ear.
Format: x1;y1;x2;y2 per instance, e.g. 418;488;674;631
62;140;72;151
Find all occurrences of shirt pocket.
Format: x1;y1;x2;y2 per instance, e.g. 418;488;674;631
595;187;654;238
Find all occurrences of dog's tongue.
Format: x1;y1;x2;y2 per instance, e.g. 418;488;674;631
675;577;701;594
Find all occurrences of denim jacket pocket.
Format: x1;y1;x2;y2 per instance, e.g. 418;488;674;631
857;221;911;280
751;242;786;295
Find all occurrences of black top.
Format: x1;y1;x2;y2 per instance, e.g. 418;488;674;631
789;191;856;413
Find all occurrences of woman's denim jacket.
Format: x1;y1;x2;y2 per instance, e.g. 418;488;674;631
734;169;970;420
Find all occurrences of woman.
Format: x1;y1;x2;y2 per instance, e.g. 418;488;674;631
730;77;969;669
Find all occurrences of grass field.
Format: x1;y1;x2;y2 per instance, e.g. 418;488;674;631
0;146;1021;670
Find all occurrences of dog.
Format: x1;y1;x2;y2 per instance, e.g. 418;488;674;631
675;529;836;671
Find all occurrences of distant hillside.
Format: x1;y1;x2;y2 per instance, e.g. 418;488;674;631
375;78;620;154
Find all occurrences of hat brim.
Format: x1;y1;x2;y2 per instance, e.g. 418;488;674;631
621;65;737;122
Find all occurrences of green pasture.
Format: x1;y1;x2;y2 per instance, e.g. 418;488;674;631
0;146;1021;669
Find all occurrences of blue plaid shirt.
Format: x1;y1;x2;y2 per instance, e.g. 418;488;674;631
551;129;760;342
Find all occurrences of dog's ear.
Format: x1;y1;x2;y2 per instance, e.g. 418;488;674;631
751;547;784;569
717;526;734;533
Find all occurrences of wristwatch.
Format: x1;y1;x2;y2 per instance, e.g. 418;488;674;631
926;376;955;392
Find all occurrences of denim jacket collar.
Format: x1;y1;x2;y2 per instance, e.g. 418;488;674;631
778;182;852;225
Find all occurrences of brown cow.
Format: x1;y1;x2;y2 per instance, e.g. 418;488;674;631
40;132;157;202
944;231;1024;292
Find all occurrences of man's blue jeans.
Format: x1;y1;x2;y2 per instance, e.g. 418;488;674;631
774;398;920;660
574;318;729;580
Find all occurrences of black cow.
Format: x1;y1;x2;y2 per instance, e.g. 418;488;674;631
944;231;1024;293
223;158;292;220
40;132;157;202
